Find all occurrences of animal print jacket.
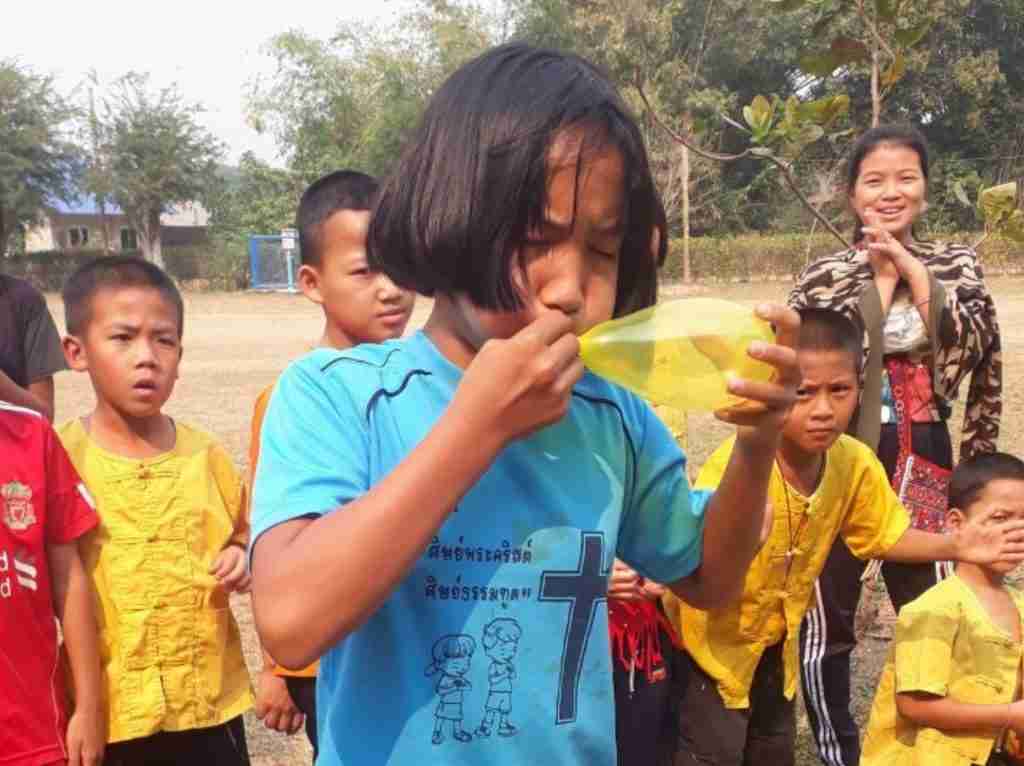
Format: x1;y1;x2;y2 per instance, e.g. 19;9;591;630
788;240;1001;460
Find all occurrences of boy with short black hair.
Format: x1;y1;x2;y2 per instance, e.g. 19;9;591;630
664;308;1024;766
0;401;103;766
250;169;415;758
862;452;1024;766
57;255;253;765
0;273;67;420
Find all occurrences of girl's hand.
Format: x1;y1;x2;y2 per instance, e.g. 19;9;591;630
66;706;105;766
254;669;305;735
715;304;800;444
608;559;644;601
861;208;911;283
211;545;252;594
455;312;584;448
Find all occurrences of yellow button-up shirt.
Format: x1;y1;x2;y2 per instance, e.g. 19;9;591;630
662;434;910;709
862;575;1024;766
59;419;253;743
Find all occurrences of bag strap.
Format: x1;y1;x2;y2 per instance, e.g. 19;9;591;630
885;357;915;456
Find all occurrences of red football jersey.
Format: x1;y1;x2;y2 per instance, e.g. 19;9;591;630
0;403;97;766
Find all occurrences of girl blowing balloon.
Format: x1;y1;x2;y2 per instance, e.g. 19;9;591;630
249;43;800;766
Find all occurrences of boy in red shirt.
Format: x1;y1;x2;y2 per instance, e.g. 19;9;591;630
0;401;103;766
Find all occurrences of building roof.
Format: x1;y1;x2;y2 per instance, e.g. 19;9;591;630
47;195;124;216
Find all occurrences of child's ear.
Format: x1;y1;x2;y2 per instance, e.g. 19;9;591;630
946;507;966;532
62;334;88;372
298;264;324;306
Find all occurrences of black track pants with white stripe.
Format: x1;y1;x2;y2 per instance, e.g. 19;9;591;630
798;421;953;766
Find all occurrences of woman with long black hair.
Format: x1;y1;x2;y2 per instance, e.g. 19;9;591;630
788;124;1002;766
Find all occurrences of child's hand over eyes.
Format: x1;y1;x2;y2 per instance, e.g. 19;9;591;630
211;545;251;594
715;304;800;446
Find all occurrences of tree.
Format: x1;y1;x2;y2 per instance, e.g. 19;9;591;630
0;60;78;255
89;73;224;266
207;152;303;240
246;0;498;180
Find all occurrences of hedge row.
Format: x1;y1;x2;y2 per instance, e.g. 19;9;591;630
1;242;250;292
2;233;1019;292
661;231;1023;282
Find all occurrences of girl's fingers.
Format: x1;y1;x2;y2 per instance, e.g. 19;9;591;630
747;342;799;383
553;358;585;395
514;311;577;352
727;378;795;410
754;304;800;355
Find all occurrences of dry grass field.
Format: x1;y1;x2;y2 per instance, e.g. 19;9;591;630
45;277;1024;765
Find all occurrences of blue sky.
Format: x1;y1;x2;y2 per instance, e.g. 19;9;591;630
4;0;411;165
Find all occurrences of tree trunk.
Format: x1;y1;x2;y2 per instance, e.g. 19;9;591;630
681;143;692;283
137;207;164;268
871;47;881;128
0;198;8;257
99;199;112;253
148;208;163;268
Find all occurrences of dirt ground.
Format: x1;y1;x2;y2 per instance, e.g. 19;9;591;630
44;277;1024;765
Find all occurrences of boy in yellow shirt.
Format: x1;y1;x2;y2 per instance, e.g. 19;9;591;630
664;308;1024;766
58;256;253;765
862;452;1024;766
249;170;415;759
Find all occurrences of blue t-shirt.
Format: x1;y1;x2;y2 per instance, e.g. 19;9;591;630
252;331;710;766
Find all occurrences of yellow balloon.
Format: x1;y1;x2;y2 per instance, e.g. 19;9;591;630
580;298;777;412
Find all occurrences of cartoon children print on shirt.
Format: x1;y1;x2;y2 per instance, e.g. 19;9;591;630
477;618;521;738
426;634;476;745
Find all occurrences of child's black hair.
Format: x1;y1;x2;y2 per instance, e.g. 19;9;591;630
63;255;184;337
949;452;1024;513
796;308;863;378
297;170;379;267
368;42;660;316
847;125;929;243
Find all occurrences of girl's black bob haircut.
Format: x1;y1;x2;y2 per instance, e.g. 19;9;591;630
368;42;661;316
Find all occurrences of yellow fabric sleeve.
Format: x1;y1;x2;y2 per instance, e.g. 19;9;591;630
893;599;958;697
840;447;911;560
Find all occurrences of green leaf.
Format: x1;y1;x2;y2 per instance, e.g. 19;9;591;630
894;19;933;47
874;0;900;22
952;181;971;208
743;105;757;131
798;123;826;144
979;182;1016;224
880;53;906;88
1006;210;1024;243
750;95;773;126
799;52;842;77
797;94;850;126
830;36;871;65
